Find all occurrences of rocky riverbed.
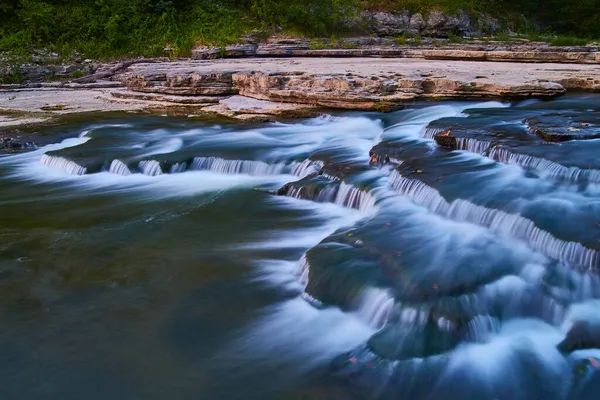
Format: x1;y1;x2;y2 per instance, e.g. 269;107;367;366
2;57;600;130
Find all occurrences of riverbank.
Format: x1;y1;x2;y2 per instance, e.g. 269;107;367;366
2;56;600;129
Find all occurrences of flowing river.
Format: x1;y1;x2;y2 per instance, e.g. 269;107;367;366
2;95;600;399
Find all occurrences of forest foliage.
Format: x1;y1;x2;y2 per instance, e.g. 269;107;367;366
0;0;598;59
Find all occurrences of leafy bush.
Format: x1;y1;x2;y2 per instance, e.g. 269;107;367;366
394;35;407;45
0;0;598;60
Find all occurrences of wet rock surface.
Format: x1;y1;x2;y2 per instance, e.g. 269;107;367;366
526;114;600;142
0;136;37;153
10;98;600;398
558;321;600;353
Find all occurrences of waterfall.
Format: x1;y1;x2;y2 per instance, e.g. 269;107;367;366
422;127;446;139
320;172;341;181
40;154;87;175
465;315;502;342
191;156;290;176
108;159;131;176
169;162;187;174
138;160;163;176
296;253;310;286
437;136;600;184
291;159;324;178
489;146;600;184
389;170;600;270
455;137;492;154
188;156;322;178
315;185;339;202
356;287;394;329
334;182;377;212
283;181;375;213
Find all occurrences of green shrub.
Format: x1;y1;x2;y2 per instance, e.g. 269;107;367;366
394;35;407;46
0;68;23;84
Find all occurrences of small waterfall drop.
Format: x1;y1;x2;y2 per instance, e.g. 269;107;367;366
334;182;377;213
489;146;600;184
139;160;163;176
356;287;394;329
169;162;187;174
108;159;131;176
40;154;87;175
191;157;289;176
422;127;446;139
455;137;492;154
284;181;376;213
296;253;310;286
465;315;502;342
389;170;600;270
291;159;324;178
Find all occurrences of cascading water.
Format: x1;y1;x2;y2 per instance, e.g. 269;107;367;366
5;98;600;399
138;160;163;176
389;170;600;270
108;159;131;176
40;154;87;175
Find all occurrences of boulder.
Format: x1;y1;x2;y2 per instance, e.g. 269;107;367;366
558;320;600;353
426;9;474;37
409;13;426;34
364;11;410;36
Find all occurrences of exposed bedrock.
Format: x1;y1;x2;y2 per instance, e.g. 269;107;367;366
118;59;584;114
525;114;600;142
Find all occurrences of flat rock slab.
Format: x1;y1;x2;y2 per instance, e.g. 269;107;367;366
118;58;600;110
0;115;51;128
525;114;600;142
0;89;150;114
203;95;316;120
110;88;223;105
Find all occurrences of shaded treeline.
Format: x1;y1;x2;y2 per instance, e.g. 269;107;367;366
0;0;598;58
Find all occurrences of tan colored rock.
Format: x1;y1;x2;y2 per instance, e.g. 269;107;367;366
115;58;600;110
232;72;415;110
120;66;236;95
110;88;223;105
0;115;50;128
423;49;599;64
3;57;600;123
202;95;316;120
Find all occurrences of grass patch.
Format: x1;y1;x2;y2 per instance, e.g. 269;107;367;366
550;36;589;46
495;30;513;43
409;35;422;46
308;39;327;50
448;33;463;43
71;70;86;79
